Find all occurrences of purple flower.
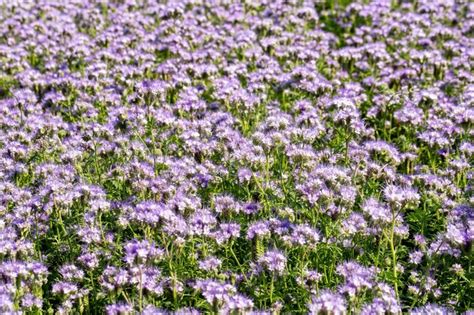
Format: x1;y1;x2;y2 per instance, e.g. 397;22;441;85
124;239;165;265
106;302;134;315
247;221;271;240
308;290;347;315
59;264;84;281
238;168;253;183
383;185;420;209
242;202;261;215
223;294;254;311
362;198;391;223
297;269;322;290
336;261;378;296
52;282;78;296
213;223;241;244
257;249;287;275
341;213;367;235
212;195;241;214
21;293;43;309
410;304;454;315
78;252;99;269
285;224;320;247
198;256;222;272
193;279;236;305
409;251;424;264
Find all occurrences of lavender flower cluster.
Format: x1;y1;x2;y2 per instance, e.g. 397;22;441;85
0;0;472;314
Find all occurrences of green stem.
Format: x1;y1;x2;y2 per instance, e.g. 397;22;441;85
138;265;143;312
389;215;399;300
269;274;274;305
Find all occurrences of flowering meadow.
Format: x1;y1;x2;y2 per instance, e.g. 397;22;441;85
0;0;473;314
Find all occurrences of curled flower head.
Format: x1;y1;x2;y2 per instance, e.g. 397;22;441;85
308;290;347;315
257;249;287;275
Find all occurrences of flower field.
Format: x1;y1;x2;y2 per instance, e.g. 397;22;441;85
0;0;473;314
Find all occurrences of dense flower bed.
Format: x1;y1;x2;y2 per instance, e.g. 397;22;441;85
0;0;472;313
